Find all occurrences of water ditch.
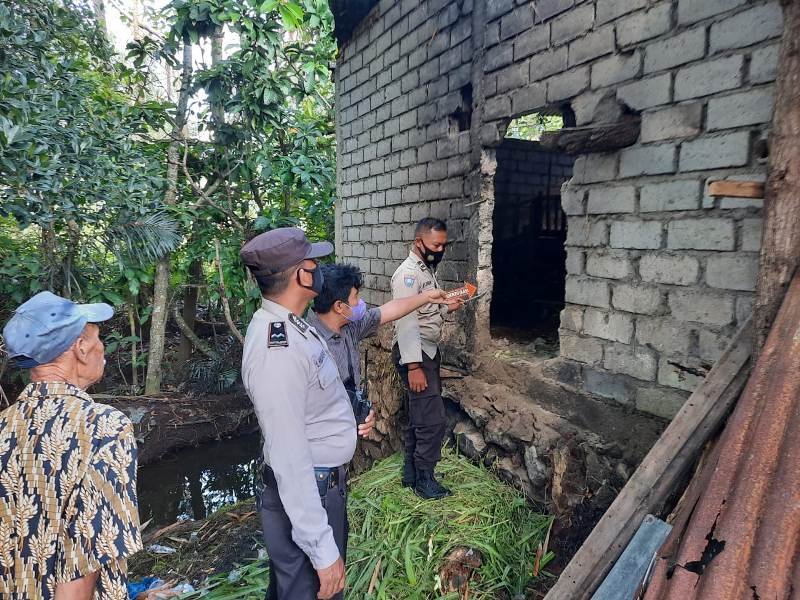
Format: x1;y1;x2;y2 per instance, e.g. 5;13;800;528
137;432;261;528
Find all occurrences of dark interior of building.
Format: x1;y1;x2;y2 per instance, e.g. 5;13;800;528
490;137;573;347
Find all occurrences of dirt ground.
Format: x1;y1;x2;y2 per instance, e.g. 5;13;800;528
129;499;264;584
98;390;258;465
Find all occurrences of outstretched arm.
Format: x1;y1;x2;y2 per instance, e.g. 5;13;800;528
379;288;446;324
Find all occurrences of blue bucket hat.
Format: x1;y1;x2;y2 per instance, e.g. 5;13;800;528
2;291;114;368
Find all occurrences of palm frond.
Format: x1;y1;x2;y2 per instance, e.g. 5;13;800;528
105;210;181;265
187;339;241;393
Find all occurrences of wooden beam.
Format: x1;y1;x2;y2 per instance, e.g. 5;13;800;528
754;0;800;357
543;321;752;600
706;180;765;198
539;116;640;155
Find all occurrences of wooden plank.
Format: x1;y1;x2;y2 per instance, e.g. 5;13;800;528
539;117;640;155
706;180;765;198
544;320;752;600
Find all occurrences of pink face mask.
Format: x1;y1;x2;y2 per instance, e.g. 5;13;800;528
343;298;367;322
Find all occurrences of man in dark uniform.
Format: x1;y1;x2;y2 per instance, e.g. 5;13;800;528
240;228;370;600
390;218;464;500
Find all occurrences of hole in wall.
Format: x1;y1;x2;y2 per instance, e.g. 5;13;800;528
449;83;473;133
489;110;572;355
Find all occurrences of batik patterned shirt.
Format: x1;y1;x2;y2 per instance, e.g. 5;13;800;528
0;381;142;599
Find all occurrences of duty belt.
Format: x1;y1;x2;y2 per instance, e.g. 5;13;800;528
262;464;345;498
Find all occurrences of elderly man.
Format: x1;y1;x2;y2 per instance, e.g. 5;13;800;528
0;291;141;600
240;228;361;600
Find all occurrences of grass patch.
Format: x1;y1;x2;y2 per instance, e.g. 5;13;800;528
346;450;553;599
177;449;554;599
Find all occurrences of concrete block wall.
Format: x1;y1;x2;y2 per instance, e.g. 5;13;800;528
335;0;781;419
335;0;475;307
494;139;572;242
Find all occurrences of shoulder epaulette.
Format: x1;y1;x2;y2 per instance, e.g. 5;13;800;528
268;321;289;347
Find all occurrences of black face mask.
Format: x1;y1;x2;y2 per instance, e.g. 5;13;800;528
298;265;324;295
417;241;445;268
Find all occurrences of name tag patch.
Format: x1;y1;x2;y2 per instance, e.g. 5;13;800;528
289;313;309;334
268;322;288;347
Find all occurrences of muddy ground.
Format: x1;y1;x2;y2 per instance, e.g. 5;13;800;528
98;390;258;465
130;499;263;584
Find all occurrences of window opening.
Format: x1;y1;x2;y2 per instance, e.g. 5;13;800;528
490;112;572;357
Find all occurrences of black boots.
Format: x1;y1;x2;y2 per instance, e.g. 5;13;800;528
414;469;452;500
401;459;416;488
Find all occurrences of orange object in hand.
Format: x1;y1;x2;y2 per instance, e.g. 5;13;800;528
444;282;478;300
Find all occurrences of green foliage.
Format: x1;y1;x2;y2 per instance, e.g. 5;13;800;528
0;217;45;314
188;346;241;392
159;0;337;241
346;451;554;598
0;0;337;391
506;113;564;141
0;0;176;306
178;451;554;600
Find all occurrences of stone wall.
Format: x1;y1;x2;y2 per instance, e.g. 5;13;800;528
334;0;780;419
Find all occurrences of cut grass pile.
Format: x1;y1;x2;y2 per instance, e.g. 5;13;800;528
346;450;554;599
180;449;553;599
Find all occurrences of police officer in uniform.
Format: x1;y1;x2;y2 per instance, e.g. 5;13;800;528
240;228;368;600
390;218;464;500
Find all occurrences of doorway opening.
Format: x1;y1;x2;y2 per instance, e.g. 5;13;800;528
490;111;573;355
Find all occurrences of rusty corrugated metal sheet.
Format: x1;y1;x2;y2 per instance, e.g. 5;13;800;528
644;271;800;600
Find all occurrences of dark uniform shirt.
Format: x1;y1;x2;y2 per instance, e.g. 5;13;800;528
241;299;356;569
0;381;141;599
306;307;382;388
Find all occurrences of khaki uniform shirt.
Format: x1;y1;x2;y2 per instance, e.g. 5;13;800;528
241;299;356;570
0;382;141;600
391;252;448;364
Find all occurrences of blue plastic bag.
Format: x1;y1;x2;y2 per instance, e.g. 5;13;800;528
127;577;163;599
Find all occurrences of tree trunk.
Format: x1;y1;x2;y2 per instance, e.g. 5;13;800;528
129;304;138;390
211;25;225;135
144;39;193;395
92;0;107;34
177;259;203;363
42;221;58;292
131;0;141;40
214;239;245;344
753;0;800;358
172;306;218;360
62;218;80;299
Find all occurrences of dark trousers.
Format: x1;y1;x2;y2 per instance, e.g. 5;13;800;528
392;345;447;471
258;466;348;600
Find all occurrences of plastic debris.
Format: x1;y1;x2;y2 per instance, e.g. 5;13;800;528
160;583;195;596
227;569;242;583
147;544;177;554
129;580;195;599
127;577;163;599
